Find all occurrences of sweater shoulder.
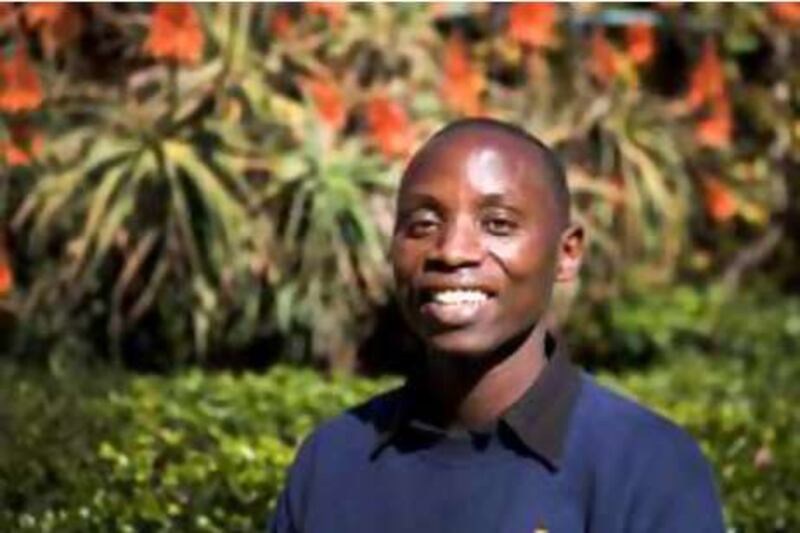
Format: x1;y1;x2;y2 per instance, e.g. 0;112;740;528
304;386;404;453
575;375;706;462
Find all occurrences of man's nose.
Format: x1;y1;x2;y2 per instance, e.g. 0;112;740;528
427;216;483;269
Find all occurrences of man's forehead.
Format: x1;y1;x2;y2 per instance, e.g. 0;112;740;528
400;129;550;192
395;118;570;227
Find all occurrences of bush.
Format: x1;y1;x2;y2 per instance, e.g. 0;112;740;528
569;283;800;370
2;350;797;532
0;364;395;532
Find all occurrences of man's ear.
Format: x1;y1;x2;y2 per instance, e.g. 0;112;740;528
555;224;584;283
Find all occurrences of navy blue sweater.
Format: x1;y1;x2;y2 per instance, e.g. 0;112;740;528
269;370;725;532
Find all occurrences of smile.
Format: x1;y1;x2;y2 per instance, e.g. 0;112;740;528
429;289;490;305
418;287;495;327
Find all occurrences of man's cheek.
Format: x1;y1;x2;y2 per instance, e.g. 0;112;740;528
490;239;533;264
501;245;556;279
390;247;411;278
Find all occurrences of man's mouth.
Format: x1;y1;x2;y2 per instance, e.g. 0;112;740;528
418;288;494;327
428;289;489;305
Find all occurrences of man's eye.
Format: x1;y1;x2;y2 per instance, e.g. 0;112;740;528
407;219;439;237
483;217;517;235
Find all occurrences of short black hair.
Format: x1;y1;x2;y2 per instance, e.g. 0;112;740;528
404;118;570;227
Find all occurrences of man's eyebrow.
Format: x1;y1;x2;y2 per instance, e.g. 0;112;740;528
478;193;525;211
397;192;443;210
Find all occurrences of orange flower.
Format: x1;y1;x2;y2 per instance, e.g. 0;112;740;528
270;7;294;38
589;28;618;85
702;176;737;222
365;95;414;159
0;259;12;296
0;46;44;113
24;3;84;56
0;232;11;296
685;38;725;111
1;122;44;166
23;3;63;27
305;76;347;132
0;4;18;31
144;3;204;66
770;3;800;25
305;3;346;26
441;34;484;115
507;3;558;48
625;23;655;66
695;95;732;149
429;3;447;18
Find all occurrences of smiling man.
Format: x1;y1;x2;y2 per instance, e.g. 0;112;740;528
268;118;725;533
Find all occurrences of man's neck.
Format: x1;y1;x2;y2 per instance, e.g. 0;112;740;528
420;324;550;431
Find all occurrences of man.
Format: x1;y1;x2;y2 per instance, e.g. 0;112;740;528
269;118;725;532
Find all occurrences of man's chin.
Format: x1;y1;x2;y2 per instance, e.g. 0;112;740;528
423;331;500;359
420;322;538;362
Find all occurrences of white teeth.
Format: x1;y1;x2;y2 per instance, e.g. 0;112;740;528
431;289;489;305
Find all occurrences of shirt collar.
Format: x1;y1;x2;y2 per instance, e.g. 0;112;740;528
371;332;582;471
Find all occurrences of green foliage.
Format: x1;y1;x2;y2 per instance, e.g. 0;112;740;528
570;283;800;369
0;364;395;532
2;4;797;368
3;284;799;532
267;133;394;361
13;107;262;364
4;4;402;367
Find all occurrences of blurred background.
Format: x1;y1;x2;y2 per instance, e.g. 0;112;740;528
0;2;798;531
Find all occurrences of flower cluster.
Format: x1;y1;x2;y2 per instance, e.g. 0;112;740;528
686;38;731;149
0;3;794;365
143;3;204;66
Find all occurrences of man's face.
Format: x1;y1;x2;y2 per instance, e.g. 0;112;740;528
391;133;571;357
